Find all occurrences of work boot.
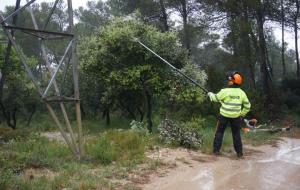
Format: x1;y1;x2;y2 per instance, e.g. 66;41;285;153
237;153;243;158
213;151;221;156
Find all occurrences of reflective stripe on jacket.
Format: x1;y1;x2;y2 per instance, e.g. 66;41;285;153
209;88;251;118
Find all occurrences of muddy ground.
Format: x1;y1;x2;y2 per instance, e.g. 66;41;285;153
39;131;300;190
142;137;300;190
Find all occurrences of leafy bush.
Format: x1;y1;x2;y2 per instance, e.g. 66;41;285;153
158;118;203;149
245;88;286;121
89;137;117;165
130;120;149;135
284;91;300;110
281;78;300;96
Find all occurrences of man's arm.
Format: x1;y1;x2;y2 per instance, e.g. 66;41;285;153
208;89;225;102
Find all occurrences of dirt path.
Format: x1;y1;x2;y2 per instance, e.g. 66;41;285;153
142;138;300;190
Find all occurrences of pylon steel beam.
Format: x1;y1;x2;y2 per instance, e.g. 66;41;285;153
3;25;74;38
0;0;36;23
0;0;84;160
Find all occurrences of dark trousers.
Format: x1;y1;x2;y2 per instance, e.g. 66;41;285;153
213;115;243;155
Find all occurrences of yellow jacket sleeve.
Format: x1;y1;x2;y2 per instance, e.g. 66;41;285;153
209;89;226;102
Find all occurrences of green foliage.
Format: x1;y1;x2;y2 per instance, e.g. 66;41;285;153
75;0;110;37
281;78;300;114
158;118;203;149
0;43;40;129
79;18;192;129
87;130;146;165
88;136;118;165
130;120;149;135
107;0;159;18
243;130;279;146
162;64;208;120
1;133;70;171
168;63;207;103
245;88;286;121
79;18;187;93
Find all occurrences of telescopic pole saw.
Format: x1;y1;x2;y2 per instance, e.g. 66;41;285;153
132;37;209;94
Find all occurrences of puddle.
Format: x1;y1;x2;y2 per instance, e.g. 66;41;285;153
191;168;214;190
258;137;300;165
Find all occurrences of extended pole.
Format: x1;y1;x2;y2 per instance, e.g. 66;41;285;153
132;38;209;93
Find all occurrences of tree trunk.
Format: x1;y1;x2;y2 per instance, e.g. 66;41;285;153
229;14;239;58
145;90;153;133
159;0;169;32
137;107;144;122
119;100;136;120
180;0;190;53
240;1;255;88
12;108;17;129
250;30;260;69
265;45;273;77
244;32;256;88
281;0;286;77
256;8;271;96
295;0;300;78
105;108;110;126
0;103;18;130
294;20;299;78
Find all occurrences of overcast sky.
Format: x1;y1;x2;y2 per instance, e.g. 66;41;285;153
0;0;88;10
0;0;297;50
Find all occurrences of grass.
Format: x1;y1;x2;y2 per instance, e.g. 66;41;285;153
86;130;146;165
243;130;280;146
199;126;233;154
0;113;284;189
82;117;132;134
0;120;159;190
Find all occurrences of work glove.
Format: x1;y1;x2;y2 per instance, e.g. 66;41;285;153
207;92;214;101
207;92;214;97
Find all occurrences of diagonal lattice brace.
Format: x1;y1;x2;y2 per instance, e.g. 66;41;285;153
43;0;60;30
42;39;74;98
0;14;42;95
1;0;36;24
26;2;80;157
0;0;84;159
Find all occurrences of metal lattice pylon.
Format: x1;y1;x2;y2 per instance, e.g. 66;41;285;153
0;0;84;160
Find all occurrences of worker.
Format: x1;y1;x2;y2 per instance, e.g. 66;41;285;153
207;71;251;158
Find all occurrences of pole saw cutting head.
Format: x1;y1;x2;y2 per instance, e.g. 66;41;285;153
242;118;291;133
242;119;258;133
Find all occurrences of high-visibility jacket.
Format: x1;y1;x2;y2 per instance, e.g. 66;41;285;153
209;87;251;118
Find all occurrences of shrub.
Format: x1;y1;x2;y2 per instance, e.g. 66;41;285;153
158;118;203;149
89;137;117;165
130;120;149;135
281;78;300;96
245;88;286;121
283;90;300;110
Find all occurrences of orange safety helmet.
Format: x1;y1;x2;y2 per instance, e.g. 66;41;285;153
227;71;242;85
